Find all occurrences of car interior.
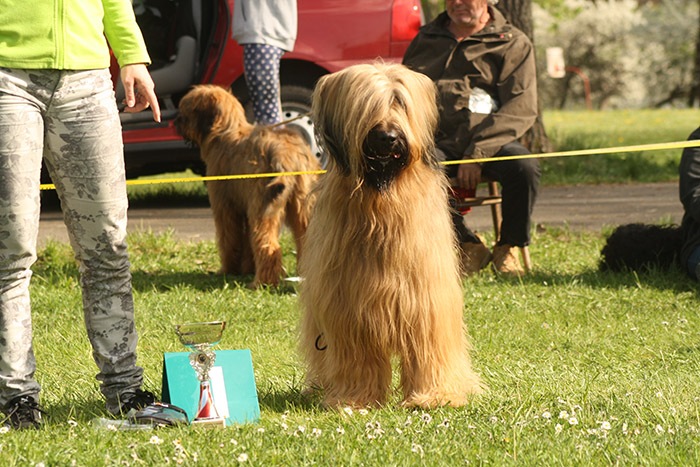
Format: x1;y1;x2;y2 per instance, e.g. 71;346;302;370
116;0;219;124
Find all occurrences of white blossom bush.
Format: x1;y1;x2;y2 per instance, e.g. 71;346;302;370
534;0;697;109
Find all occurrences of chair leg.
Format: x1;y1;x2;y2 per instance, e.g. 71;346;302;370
487;181;501;241
520;246;532;271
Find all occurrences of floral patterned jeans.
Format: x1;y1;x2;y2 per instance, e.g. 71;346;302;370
0;68;143;411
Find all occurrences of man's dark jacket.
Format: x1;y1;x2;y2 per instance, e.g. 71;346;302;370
679;127;700;271
402;8;537;161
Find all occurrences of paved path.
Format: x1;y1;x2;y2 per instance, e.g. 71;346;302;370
38;182;683;245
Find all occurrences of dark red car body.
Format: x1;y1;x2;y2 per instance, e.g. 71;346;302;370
116;0;423;177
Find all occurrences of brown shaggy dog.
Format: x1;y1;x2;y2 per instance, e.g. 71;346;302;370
175;85;320;288
299;63;483;408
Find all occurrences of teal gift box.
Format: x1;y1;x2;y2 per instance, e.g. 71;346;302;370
161;350;260;426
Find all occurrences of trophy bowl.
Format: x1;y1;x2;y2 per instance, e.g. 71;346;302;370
173;321;227;427
174;321;226;350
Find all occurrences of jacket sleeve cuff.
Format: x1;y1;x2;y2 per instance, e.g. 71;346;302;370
463;146;487;162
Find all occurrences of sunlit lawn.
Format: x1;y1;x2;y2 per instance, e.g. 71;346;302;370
542;108;700;185
3;227;700;465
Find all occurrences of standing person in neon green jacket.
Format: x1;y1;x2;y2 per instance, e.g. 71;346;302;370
0;0;161;429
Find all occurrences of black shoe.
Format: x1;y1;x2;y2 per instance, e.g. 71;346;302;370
2;395;44;430
108;389;155;416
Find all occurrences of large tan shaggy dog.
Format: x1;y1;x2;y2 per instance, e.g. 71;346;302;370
299;63;483;408
175;85;320;288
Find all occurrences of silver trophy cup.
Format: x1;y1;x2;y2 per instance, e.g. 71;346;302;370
173;321;226;427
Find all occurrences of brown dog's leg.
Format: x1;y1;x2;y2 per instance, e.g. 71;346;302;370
321;333;392;408
247;213;283;288
285;193;311;262
210;192;246;274
238;229;256;275
399;319;482;408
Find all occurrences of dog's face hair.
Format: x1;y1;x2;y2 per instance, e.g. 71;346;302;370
312;63;440;192
175;85;246;146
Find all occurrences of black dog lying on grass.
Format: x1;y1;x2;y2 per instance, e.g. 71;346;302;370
599;223;684;272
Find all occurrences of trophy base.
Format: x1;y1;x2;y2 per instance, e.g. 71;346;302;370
191;417;226;428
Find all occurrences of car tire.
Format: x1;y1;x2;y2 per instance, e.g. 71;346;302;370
280;84;328;169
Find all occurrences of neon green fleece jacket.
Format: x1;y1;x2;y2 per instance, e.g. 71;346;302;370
0;0;150;70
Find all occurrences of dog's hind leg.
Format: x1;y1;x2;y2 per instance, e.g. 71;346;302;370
247;209;284;288
211;198;248;275
285;192;311;262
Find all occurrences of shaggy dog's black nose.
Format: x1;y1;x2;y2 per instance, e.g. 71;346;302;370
363;125;408;192
366;128;400;158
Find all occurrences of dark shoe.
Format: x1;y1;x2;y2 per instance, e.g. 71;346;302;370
107;389;156;417
2;395;44;430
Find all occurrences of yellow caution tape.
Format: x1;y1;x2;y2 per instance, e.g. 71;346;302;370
39;139;700;191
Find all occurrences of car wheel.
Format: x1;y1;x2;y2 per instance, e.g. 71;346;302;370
280;84;328;169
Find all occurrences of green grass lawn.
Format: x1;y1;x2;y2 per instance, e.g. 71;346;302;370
5;227;700;465
541;108;700;185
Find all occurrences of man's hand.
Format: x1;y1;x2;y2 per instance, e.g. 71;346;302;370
456;160;482;190
120;63;161;122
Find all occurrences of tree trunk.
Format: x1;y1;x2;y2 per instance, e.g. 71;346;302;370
689;0;700;106
495;0;553;153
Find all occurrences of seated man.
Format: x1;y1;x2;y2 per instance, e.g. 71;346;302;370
679;126;700;280
403;0;540;277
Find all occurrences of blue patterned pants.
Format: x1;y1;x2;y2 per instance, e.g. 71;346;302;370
242;44;284;125
0;68;143;411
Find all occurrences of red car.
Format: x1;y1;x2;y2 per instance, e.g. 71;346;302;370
115;0;423;177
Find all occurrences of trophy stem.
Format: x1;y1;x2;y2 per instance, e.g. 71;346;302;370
195;380;220;420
